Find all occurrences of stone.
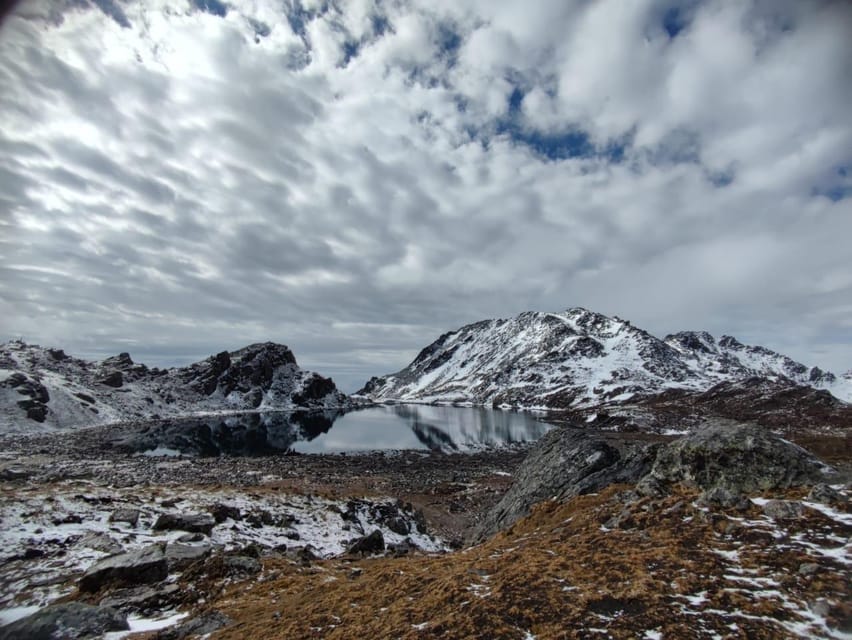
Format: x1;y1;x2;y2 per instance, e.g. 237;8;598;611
98;583;181;611
0;602;127;640
109;508;140;526
762;499;806;520
79;544;168;593
223;555;262;576
473;427;659;541
153;512;216;535
696;487;750;511
79;531;124;555
798;563;820;576
165;542;212;571
807;484;845;505
96;370;124;388
347;529;385;555
156;610;231;640
648;421;826;493
208;503;241;523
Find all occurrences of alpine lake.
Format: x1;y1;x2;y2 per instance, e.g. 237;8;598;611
113;404;554;457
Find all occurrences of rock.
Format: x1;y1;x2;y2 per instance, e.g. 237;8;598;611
177;532;207;543
473;427;658;541
79;531;124;554
347;530;385;555
0;466;31;481
808;484;845;505
109;508;140;526
223;555;262;576
798;562;820;576
165;542;212;571
762;499;806;520
208;503;241;523
696;487;750;511
155;610;231;640
648;421;826;493
51;513;83;525
79;544;168;593
153;512;216;534
0;602;128;640
99;583;181;611
96;370;124;388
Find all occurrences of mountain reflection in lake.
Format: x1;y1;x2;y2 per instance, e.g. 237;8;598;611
115;405;552;456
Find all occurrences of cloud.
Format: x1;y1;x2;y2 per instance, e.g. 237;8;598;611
1;0;851;391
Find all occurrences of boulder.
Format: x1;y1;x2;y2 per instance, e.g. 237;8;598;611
109;508;140;526
807;484;845;505
156;610;231;640
346;530;385;555
153;512;216;535
208;503;241;523
762;499;806;520
96;370;124;388
79;544;168;592
696;487;750;511
0;602;128;640
165;542;212;571
648;421;827;493
473;427;659;541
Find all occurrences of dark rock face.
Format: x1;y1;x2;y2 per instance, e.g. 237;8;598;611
153;512;216;535
473;428;659;541
96;370;124;388
79;544;168;592
347;529;385;555
647;421;826;493
0;602;128;640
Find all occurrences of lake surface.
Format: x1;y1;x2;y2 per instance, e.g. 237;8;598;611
114;405;552;456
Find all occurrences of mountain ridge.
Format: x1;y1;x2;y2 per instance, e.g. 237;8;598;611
359;307;851;409
0;340;352;432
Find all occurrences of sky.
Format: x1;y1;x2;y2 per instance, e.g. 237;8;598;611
1;0;851;392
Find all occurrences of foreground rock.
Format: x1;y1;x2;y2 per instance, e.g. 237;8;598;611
473;427;658;540
153;513;216;535
79;544;168;593
646;420;827;492
0;602;128;639
475;420;830;541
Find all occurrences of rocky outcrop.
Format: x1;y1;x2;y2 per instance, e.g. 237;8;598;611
0;602;128;639
475;420;830;541
78;544;168;592
0;340;353;432
473;428;659;540
646;421;827;492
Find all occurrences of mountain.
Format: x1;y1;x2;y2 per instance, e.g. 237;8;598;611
0;341;352;432
359;308;850;409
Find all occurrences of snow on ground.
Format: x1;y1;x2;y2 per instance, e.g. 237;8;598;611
0;479;446;611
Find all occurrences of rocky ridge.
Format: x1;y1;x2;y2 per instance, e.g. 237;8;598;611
359;308;850;409
0;341;352;431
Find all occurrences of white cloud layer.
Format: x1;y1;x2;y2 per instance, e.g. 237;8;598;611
1;0;851;390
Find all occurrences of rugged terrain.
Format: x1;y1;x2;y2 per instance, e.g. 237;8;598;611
1;420;849;639
0;341;352;432
360;308;852;409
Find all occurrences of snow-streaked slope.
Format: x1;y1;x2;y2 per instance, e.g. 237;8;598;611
0;341;352;433
360;308;850;408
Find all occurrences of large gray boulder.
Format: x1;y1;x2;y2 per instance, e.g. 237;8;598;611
647;420;827;492
475;420;830;541
0;602;128;639
79;544;168;592
472;428;659;541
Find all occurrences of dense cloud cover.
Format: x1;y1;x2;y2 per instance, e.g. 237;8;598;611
1;0;850;391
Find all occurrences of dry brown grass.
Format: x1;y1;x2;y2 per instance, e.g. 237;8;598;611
194;486;850;639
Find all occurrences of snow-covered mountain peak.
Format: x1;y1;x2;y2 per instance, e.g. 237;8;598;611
361;309;850;408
